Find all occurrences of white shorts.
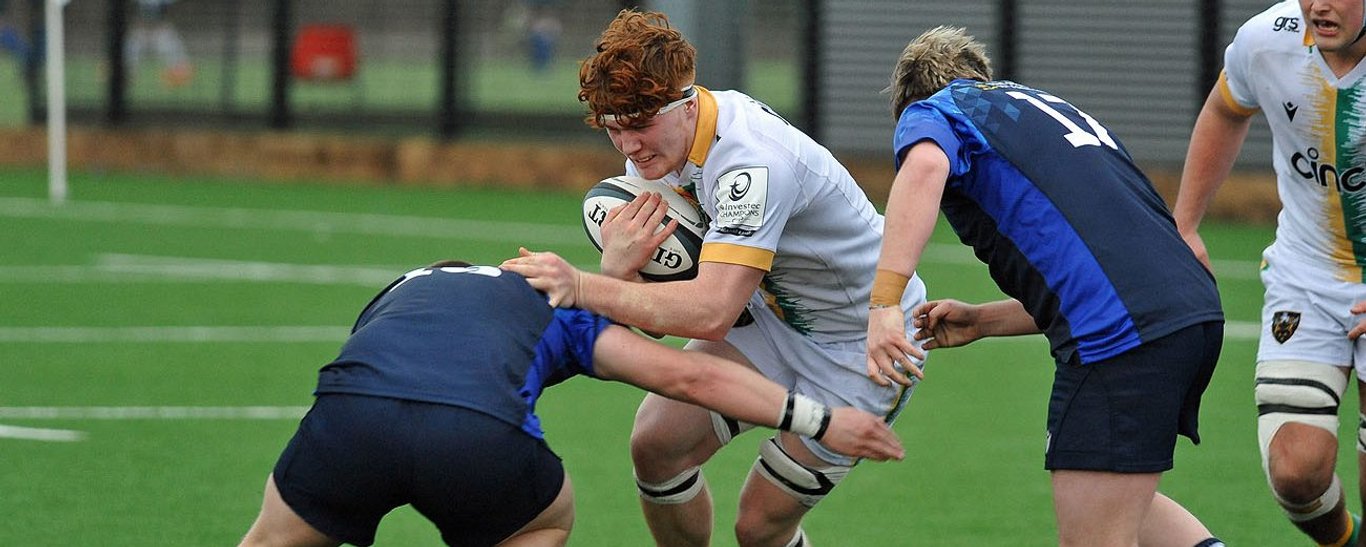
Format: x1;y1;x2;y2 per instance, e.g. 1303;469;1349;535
725;291;925;466
1258;245;1366;373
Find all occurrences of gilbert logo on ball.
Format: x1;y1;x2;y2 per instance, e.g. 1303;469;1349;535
582;176;707;282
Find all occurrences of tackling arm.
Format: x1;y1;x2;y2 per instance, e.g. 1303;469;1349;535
866;141;950;386
590;324;905;462
502;247;762;341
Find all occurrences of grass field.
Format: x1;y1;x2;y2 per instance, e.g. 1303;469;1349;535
0;166;1347;545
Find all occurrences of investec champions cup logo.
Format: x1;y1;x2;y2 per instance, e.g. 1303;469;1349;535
714;167;768;237
1271;311;1301;344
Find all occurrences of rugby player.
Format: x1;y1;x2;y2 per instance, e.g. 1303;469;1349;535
237;261;903;547
866;26;1226;547
1174;1;1366;545
502;9;929;547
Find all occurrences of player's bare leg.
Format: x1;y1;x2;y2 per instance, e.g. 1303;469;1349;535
734;432;822;547
631;393;723;547
1052;470;1159;546
1267;422;1351;543
239;474;340;547
498;475;575;547
1137;492;1215;546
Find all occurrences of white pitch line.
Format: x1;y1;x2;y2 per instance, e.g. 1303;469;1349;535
0;321;1259;345
0;196;589;246
0;406;308;420
0;326;347;343
0;424;86;442
0;196;1262;278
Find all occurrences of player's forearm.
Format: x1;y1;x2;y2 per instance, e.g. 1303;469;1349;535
976;299;1040;337
1175;91;1252;234
578;272;739;339
873;143;950;307
673;354;830;438
877;148;946;281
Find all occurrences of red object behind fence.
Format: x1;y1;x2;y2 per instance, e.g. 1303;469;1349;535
291;24;358;81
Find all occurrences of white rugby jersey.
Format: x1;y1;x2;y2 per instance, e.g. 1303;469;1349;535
626;87;927;343
1221;1;1366;280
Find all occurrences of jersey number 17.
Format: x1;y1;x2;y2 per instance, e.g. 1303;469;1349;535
1006;90;1118;150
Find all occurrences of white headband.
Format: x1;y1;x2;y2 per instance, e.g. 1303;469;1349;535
600;86;696;124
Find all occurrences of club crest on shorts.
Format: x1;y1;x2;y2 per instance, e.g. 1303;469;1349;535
1271;311;1301;344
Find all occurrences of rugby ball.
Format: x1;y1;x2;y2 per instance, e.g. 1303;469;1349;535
582;176;707;282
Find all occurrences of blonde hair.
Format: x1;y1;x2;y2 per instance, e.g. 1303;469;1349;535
579;10;697;129
886;26;992;118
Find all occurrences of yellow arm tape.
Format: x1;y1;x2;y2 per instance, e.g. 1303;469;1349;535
870;269;910;308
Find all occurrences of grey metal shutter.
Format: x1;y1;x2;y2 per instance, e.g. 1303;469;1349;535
818;0;998;154
1223;0;1279;168
1015;0;1198;165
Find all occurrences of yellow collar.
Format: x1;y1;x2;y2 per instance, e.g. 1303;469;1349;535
687;86;719;166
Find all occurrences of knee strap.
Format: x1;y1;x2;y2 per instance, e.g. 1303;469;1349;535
1255;361;1347;470
635;467;705;505
711;411;757;445
1274;474;1341;523
754;438;849;508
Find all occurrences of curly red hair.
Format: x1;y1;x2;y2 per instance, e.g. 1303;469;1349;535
579;10;696;129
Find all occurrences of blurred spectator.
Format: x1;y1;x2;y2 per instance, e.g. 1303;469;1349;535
124;0;192;87
526;1;560;73
0;0;32;71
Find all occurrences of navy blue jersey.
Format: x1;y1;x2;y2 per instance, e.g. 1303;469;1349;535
893;80;1223;365
314;265;612;439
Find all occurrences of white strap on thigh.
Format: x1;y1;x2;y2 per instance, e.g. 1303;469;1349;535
1255;360;1347;470
634;467;705;505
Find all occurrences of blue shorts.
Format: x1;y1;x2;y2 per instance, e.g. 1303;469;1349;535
1045;321;1223;473
272;394;564;546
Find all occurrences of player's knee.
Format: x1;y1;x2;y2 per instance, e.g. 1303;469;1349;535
1269;460;1338;505
753;437;849;509
1272;474;1344;523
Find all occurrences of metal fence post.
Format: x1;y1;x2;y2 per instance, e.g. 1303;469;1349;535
1198;0;1221;102
106;0;126;125
270;0;292;129
800;0;820;140
438;0;460;139
997;0;1017;81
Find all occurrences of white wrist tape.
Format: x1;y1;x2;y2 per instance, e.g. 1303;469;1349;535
779;392;832;440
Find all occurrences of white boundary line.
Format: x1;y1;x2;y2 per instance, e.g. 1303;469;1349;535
0;196;589;246
0;424;85;442
0;321;1260;344
0;326;347;343
0;196;1262;279
0;406;309;420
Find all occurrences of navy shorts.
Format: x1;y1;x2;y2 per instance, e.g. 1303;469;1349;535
1045;321;1223;473
272;394;565;546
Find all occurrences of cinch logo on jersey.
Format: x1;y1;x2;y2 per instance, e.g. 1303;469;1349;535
715;167;768;237
1290;147;1366;192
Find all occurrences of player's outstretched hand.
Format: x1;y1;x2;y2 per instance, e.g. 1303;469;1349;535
600;192;678;280
866;306;924;387
500;247;582;308
1349;301;1366;340
912;299;983;349
821;407;904;462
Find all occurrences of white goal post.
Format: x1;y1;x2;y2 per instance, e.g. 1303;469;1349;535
45;0;66;204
